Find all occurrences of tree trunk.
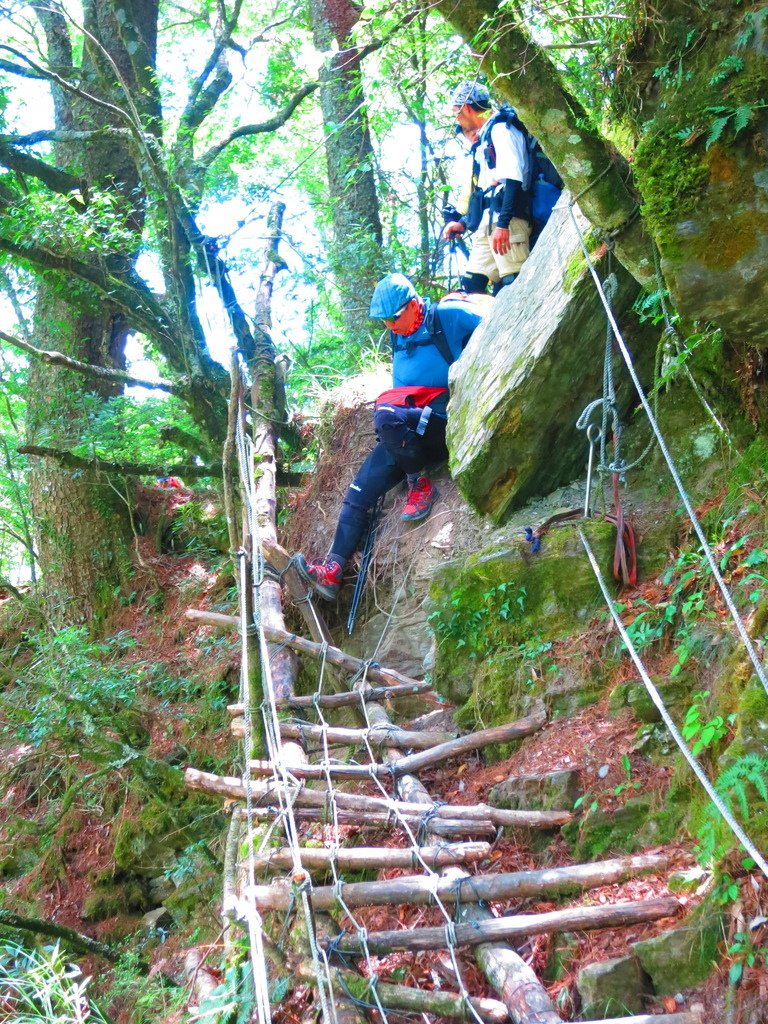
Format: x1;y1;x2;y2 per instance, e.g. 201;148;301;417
26;1;160;621
309;0;385;340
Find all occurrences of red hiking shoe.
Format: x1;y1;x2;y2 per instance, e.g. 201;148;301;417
294;555;343;600
401;476;439;522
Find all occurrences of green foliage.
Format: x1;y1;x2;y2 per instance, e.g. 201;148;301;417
5;626;142;749
428;581;528;663
0;353;34;579
71;394;210;470
682;691;731;755
696;754;768;865
0;940;110;1023
727;928;768;985
4;186;141;261
106;946;187;1023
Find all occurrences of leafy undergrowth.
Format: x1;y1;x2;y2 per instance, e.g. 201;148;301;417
0;492;241;1023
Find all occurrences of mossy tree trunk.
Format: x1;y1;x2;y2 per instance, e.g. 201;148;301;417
25;0;160;622
432;0;768;350
309;0;385;341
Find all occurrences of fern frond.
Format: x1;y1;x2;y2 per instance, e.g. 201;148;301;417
733;105;753;134
706;115;731;150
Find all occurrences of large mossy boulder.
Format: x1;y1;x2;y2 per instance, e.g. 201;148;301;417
428;518;616;721
447;200;657;522
626;1;768;348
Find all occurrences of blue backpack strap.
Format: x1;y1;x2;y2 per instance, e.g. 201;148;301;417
391;304;454;365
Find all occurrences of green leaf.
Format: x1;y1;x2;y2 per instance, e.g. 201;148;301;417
729;961;744;984
271;975;290;1003
706;115;731;149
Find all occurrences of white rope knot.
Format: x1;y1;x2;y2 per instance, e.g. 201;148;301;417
425;872;440;900
355;925;368;946
444;921;458;948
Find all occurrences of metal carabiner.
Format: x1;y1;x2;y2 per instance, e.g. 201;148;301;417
584;422;602;518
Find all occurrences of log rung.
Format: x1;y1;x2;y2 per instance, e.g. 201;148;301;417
248;759;391;780
322;897;680;954
243;804;496;836
250;841;492;872
246;853;669;912
189;763;571;829
226;680;433;716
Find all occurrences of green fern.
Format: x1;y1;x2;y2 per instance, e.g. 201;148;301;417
733;105;754;134
706;113;731;149
716;753;768;819
696;754;768;868
709;55;745;85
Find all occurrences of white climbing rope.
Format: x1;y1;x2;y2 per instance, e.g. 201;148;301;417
568;206;768;700
579;529;768;879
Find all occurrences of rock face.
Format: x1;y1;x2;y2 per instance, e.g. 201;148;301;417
429;518;617;712
577;955;651;1018
447;198;657;522
489;769;581;811
631;917;723;994
627;0;768;349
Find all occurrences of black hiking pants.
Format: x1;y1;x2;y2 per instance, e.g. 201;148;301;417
328;404;448;563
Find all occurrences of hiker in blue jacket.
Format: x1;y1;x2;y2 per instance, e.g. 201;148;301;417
295;273;482;600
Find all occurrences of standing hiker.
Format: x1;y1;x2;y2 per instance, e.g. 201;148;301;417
443;81;532;295
294;273;482;600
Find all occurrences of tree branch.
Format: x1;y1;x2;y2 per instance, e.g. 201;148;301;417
0;129;130;147
18;445;222;480
0;330;186;396
0;58;46;79
0;237;177;348
0;141;87;204
182;0;243;123
0;908;118;962
200;81;320;167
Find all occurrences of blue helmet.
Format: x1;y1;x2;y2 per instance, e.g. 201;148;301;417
369;273;417;319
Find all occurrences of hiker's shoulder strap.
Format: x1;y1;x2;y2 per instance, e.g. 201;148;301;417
425;304;454;366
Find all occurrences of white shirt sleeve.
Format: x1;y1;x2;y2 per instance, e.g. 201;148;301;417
486;122;528;183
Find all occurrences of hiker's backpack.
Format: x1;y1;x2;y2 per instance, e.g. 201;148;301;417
391;292;493;365
424;292;494;364
472;106;563;235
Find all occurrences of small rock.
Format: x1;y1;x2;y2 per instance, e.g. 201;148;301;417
489;769;581;813
142;906;173;933
598;764;610;779
577;955;651;1017
668;866;708;893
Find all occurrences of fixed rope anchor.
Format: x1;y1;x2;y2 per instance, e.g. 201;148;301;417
584;422;601;518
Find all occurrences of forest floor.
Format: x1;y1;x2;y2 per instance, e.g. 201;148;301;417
2;480;764;1022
